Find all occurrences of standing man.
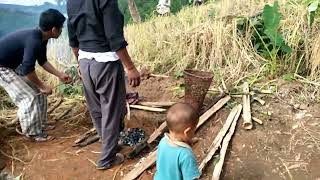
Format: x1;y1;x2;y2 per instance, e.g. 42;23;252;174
0;9;71;142
67;0;141;170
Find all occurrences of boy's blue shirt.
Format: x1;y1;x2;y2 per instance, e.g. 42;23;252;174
154;134;200;180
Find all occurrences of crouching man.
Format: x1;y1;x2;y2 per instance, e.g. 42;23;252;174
0;9;71;142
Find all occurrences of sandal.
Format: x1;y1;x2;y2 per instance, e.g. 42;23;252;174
96;153;124;170
42;124;56;131
15;123;56;135
26;133;55;142
15;126;24;136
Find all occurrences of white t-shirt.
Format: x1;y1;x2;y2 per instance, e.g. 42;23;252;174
78;50;119;62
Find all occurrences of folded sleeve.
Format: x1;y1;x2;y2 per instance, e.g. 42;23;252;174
99;0;128;51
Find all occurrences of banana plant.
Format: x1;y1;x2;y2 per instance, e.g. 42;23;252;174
306;0;319;27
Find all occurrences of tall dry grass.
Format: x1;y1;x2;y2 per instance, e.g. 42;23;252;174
125;0;320;86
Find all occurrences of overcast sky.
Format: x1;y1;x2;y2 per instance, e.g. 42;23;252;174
0;0;56;6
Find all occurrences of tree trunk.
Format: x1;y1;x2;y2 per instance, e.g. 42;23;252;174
128;0;141;23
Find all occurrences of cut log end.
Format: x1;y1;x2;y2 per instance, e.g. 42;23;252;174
243;122;253;130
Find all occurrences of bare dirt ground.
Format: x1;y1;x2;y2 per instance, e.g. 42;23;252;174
0;77;319;180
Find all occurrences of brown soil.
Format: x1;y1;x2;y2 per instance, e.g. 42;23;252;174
0;77;319;180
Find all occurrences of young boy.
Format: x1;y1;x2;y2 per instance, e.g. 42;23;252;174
0;9;71;142
155;103;201;180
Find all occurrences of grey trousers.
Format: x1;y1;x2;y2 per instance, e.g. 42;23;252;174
79;59;126;166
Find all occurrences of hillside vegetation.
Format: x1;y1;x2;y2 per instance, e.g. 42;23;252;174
0;0;189;37
0;8;39;36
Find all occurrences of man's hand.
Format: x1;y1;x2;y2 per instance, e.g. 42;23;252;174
77;65;82;79
59;72;72;84
39;85;53;95
127;67;141;87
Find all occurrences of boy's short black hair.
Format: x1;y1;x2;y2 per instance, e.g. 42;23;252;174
166;103;199;133
39;9;66;31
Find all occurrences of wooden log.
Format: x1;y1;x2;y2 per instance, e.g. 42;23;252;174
197;96;231;129
138;102;176;108
123;96;231;180
74;128;97;144
54;108;72;121
123;151;157;180
200;93;226;115
129;105;166;112
212;105;241;180
147;121;167;144
76;134;100;147
199;104;242;173
242;82;252;130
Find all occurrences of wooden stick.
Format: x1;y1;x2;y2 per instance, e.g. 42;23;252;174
48;97;63;113
252;117;263;125
242;82;252;130
253;96;265;106
294;73;320;87
138;102;176;108
6;117;18;127
113;164;123;180
199;104;242;173
129;105;166;112
123;96;231;180
126;101;131;121
212;105;241;180
150;74;169;78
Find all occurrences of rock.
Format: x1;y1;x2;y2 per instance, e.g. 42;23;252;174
307;144;314;149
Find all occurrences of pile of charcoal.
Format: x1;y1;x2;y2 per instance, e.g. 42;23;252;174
118;128;146;147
